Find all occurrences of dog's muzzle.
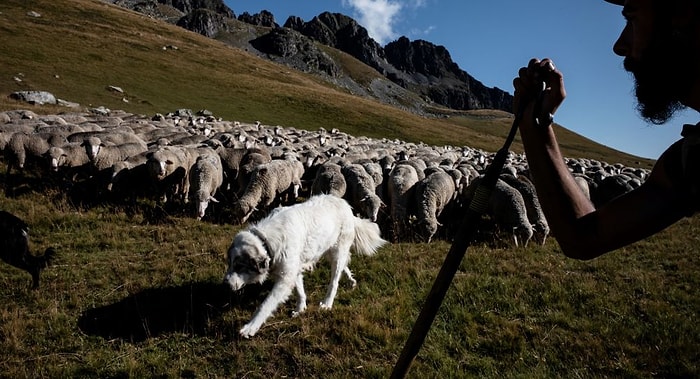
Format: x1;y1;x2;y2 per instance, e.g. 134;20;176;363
223;273;245;291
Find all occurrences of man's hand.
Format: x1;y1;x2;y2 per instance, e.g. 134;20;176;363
513;58;566;126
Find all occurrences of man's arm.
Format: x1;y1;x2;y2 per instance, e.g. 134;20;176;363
515;58;689;259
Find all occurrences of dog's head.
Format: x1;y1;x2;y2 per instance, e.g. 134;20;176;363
223;230;270;291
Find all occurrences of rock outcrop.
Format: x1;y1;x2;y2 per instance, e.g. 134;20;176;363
107;1;513;114
250;28;339;77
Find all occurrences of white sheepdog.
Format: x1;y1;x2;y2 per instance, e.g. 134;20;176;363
223;194;387;338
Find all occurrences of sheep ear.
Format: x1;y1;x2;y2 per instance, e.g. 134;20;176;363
209;196;219;203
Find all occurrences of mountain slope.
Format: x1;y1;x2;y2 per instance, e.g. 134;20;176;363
109;0;514;115
0;0;652;168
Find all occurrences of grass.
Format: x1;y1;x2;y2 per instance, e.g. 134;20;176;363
0;177;698;377
0;0;695;377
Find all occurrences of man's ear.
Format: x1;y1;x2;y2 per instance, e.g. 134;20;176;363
670;1;698;31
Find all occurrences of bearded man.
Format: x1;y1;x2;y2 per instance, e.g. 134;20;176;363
512;0;700;259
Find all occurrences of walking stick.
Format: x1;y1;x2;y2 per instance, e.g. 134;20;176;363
391;82;545;378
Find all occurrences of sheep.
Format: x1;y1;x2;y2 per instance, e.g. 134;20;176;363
81;138;148;171
398;158;427;180
573;174;592;201
311;161;347;197
4;131;67;174
361;161;385;197
463;176;534;247
341;163;383;222
235;150;273;196
386;162;420;241
66;129;142;146
0;124;35;151
413;169;457;242
0;210;56;289
188;153;224;220
106;162;156;203
592;174;635;207
106;151;151;192
232;157;304;223
146;145;194;203
499;173;550;245
204;139;270;195
45;143;91;173
298;148;327;192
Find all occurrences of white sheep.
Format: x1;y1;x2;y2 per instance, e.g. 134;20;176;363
235;150;273;196
499;173;550;245
233;157;304;223
0;124;35;151
188;153;224;220
413;170;457;242
146;145;194;203
106;151;151;192
4;131;66;174
66;129;143;146
341;163;383;222
386;162;420;241
464;176;534;247
360;161;385;197
82;138;148;171
311;161;347;198
206;140;271;194
45;143;90;173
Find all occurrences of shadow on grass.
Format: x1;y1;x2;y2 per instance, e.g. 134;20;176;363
77;281;270;343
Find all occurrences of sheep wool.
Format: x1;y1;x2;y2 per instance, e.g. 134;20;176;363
189;153;224;220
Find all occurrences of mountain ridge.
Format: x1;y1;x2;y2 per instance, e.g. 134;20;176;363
0;0;653;167
106;0;513;116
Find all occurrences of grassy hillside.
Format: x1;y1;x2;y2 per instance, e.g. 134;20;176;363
0;0;653;168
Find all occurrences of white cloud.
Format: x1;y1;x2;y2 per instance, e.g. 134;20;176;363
409;0;428;9
409;25;436;38
342;0;403;44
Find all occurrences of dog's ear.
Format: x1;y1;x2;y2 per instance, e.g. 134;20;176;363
255;256;270;272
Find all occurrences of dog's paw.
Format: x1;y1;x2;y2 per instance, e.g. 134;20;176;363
319;302;332;310
239;323;259;339
292;306;306;318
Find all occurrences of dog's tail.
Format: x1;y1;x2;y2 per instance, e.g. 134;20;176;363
352;217;388;256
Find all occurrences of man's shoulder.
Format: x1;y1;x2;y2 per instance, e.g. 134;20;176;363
681;122;700;174
656;122;700;214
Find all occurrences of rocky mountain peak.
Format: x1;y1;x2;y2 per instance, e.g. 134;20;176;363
107;0;513;114
237;10;278;28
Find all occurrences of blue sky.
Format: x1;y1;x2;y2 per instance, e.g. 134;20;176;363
224;0;699;159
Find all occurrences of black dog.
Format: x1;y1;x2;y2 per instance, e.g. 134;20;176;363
0;210;56;289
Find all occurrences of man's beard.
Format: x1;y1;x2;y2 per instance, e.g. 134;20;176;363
623;30;694;125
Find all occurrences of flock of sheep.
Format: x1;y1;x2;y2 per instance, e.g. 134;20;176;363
0;107;650;246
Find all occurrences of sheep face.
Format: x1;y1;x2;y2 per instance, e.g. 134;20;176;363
360;195;382;222
85;143;102;161
416;218;438;243
232;201;253;224
147;157;173;179
194;191;219;220
46;147;65;171
513;225;534;247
